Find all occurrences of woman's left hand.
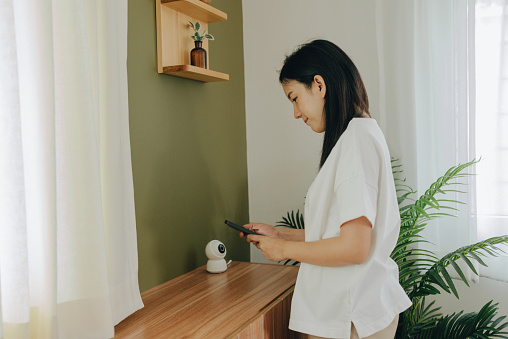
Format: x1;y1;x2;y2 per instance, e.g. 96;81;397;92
246;235;287;262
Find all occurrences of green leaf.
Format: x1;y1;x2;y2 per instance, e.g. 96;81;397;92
195;21;201;31
448;259;470;287
414;205;431;219
458;253;479;274
188;21;195;29
398;191;414;205
205;34;214;40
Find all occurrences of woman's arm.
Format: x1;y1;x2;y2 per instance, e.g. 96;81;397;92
277;227;305;242
247;216;372;267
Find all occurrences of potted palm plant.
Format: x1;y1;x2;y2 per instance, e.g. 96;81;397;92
277;159;508;338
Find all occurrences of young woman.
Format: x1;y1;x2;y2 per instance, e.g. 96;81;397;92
241;40;411;339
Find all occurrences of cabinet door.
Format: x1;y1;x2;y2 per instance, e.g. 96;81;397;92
234;290;302;339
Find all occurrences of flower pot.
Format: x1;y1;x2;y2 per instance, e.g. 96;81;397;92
190;41;207;69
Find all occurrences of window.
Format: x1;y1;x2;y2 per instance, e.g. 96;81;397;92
475;0;508;281
475;0;508;242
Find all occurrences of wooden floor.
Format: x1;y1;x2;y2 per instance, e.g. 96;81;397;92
114;261;299;338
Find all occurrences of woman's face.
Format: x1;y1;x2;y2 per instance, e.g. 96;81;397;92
282;76;326;133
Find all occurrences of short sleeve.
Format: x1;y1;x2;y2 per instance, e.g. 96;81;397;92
334;175;378;228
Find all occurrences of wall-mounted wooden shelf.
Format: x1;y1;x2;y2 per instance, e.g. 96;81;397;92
156;0;229;83
161;0;227;23
162;65;229;82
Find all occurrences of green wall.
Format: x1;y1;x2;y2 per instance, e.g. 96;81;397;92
127;0;249;292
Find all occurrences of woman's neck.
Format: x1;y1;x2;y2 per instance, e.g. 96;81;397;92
356;111;371;118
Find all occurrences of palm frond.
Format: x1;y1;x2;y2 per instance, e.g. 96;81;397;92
276;209;305;229
392;159;479;273
400;159;479;229
413;236;508;299
394;248;439;293
392;158;417;207
276;210;305;266
406;298;443;336
411;301;508;339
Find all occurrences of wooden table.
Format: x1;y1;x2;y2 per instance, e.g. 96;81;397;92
114;261;300;338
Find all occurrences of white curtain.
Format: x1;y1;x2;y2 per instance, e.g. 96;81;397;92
475;0;508;282
375;0;478;277
0;0;143;337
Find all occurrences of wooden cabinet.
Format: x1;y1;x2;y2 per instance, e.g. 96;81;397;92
155;0;229;82
114;261;301;338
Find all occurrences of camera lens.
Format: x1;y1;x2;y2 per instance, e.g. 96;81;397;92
218;244;225;254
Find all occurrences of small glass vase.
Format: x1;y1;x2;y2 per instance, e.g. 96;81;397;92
190;41;207;69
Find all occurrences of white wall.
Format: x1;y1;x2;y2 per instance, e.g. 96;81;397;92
242;0;507;318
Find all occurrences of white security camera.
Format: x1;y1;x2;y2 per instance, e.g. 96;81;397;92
205;240;227;273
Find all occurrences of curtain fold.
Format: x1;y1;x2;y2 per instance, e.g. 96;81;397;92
412;0;477;261
375;0;478;280
475;0;508;282
0;0;143;337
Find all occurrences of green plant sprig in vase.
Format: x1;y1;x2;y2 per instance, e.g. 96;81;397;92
188;21;214;69
189;21;214;42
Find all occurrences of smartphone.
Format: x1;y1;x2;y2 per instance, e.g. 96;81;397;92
224;220;258;235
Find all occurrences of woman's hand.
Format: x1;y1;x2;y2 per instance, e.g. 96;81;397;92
240;223;280;238
246;235;287;262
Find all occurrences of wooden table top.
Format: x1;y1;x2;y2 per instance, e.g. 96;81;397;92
114;261;299;338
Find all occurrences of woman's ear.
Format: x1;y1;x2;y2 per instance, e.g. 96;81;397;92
313;75;326;98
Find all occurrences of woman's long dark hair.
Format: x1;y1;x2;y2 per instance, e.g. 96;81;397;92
279;39;370;168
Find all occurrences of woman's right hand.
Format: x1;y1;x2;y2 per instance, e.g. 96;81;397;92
240;223;280;239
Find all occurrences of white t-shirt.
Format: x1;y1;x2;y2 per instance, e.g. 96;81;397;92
288;118;411;339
